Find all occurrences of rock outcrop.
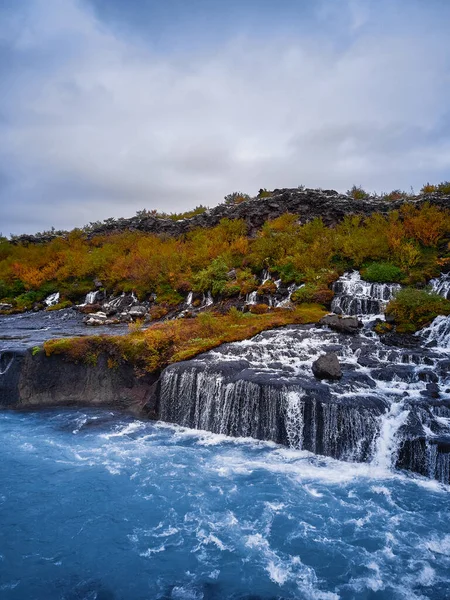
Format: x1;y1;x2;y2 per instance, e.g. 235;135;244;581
319;314;361;334
11;188;450;244
0;349;159;418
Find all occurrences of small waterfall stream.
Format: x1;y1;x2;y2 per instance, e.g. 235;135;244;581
85;290;100;305
44;292;60;307
430;272;450;299
331;271;401;316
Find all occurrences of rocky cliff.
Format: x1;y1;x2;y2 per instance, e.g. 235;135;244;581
12;188;450;244
0;349;159;418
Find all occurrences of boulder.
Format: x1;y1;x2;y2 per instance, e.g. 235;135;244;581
0;303;13;311
128;306;147;319
83;311;108;326
319;314;361;334
312;353;342;380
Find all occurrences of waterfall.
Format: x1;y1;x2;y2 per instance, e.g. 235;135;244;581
371;402;410;469
274;283;301;308
430;272;450;299
156;322;450;483
185;292;193;307
85;291;99;305
159;365;383;462
331;271;400;316
44;292;60;307
420;315;450;349
245;291;258;305
261;270;271;283
284;391;304;449
202;292;213;307
427;441;450;483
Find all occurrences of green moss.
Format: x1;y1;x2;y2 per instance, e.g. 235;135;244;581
46;300;73;311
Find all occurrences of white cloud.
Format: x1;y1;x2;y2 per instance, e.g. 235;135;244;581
1;0;450;234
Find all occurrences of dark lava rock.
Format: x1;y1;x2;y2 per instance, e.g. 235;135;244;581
381;332;422;348
312;353;342;380
319;314;361;334
11;188;450;245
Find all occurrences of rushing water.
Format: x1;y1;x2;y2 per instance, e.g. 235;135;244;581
1;273;450;598
0;408;449;600
331;272;401;317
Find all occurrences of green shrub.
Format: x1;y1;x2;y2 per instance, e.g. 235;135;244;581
420;183;437;194
437;181;450;195
386;288;450;332
346;185;369;200
193;257;229;296
361;262;403;283
0;279;26;300
222;283;241;297
273;263;304;285
223;192;251;205
291;283;333;306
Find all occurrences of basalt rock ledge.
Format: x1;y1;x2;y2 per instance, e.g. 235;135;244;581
12;188;450;244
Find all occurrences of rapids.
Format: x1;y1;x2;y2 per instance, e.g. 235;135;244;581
0;409;449;600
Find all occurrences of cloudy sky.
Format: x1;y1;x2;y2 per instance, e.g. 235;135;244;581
1;0;449;235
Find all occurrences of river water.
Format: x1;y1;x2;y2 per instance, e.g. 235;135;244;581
1;274;450;598
0;408;449;600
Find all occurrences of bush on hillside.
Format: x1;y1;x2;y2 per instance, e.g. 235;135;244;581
386;288;450;332
346;185;370;200
361;262;403;283
291;283;334;306
223;192;251;205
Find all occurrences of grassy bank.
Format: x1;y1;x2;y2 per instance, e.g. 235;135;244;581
43;305;326;374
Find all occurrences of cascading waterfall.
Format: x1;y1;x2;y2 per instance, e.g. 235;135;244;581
430;272;450;299
245;291;258;305
331;271;401;316
84;290;99;305
44;292;60;307
371;402;410;469
420;315;450;349
274;283;301;308
158;272;450;483
202;291;213;307
159;365;383;462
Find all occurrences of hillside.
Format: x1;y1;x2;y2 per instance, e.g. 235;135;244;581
1;186;450;331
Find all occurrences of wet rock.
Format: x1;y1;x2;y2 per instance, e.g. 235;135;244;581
312;353;342;380
0;303;13;311
103;294;139;316
83;312;108;325
78;303;103;314
319;314;361;334
381;332;421;348
128;306;147;319
422;382;440;399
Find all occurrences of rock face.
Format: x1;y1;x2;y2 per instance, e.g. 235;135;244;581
319;314;361;334
0;349;159;418
312;353;342;380
11;188;450;244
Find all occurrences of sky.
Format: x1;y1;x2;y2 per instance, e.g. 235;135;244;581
0;0;450;235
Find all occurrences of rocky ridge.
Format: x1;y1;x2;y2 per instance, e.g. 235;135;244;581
11;188;450;244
